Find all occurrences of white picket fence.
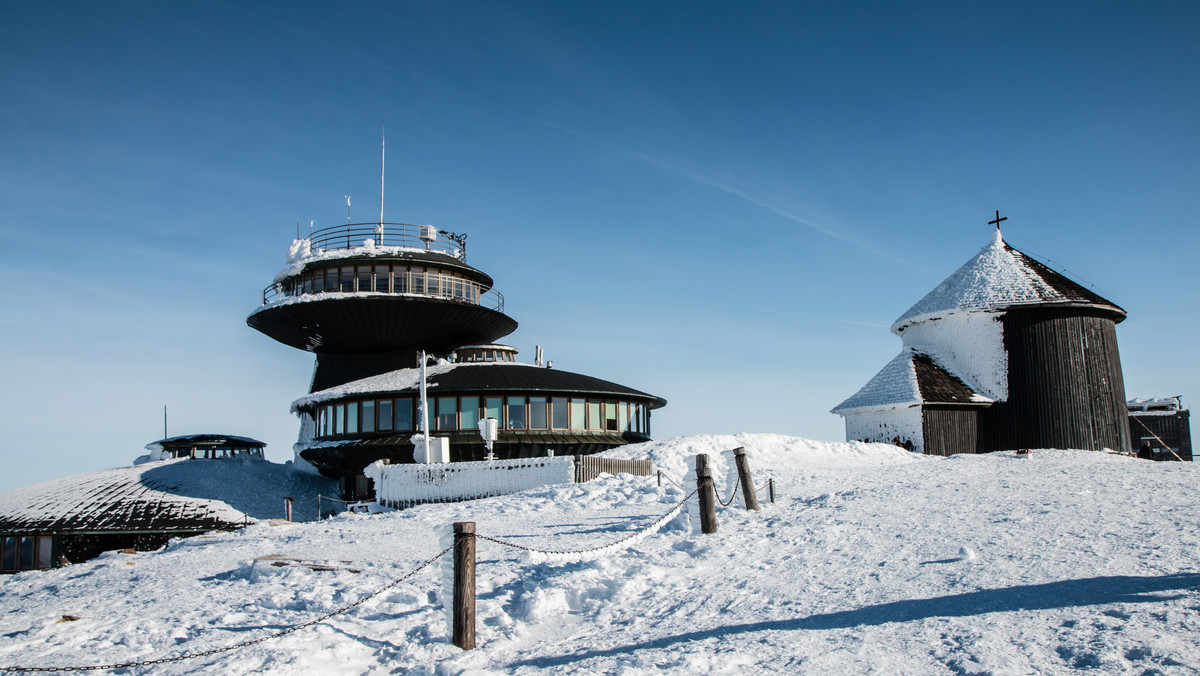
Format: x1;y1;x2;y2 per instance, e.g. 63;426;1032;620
365;457;575;509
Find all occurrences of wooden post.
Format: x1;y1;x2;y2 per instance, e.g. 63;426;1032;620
657;469;662;487
695;454;718;535
733;447;760;511
768;478;775;504
452;522;476;650
284;497;294;522
574;454;583;483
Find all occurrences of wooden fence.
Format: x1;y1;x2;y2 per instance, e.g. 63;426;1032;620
575;455;654;483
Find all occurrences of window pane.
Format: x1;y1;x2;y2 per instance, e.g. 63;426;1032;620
427;272;440;296
324;268;338;293
335;404;345;435
529;397;547;429
358;266;373;292
395;267;408;293
619;402;629;433
37;536;53;569
606;401;618;432
378;400;393;432
460;396;479;431
570;398;586;430
588;401;601;430
485;397;503;423
395;398;413;431
375;265;391;293
19;537;34;571
411;269;425;294
551;397;568;429
2;537;14;571
346;403;359;434
507;396;526;429
437;397;458;430
362;400;376;433
340;266;355;292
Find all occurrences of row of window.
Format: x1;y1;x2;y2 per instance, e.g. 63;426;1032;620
315;396;651;439
165;447;265;460
282;264;481;303
1;535;53;573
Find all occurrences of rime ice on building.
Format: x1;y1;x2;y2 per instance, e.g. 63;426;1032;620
833;225;1131;455
248;222;666;500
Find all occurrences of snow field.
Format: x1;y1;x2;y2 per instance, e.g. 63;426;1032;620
2;434;1199;674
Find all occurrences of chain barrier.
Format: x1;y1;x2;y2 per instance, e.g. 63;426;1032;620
715;481;740;507
477;487;699;558
657;470;686;492
1;545;454;674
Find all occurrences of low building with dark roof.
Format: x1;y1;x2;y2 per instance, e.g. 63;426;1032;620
833;224;1130;455
0;440;334;573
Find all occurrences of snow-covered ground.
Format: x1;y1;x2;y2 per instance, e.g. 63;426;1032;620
3;434;1199;674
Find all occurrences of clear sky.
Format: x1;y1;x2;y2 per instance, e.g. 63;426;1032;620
1;1;1197;493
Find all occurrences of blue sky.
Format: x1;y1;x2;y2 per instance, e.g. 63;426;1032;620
1;1;1197;492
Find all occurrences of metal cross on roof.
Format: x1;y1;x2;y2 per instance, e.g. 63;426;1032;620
989;210;1007;230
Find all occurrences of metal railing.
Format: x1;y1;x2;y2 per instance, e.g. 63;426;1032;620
304;222;468;260
262;270;505;312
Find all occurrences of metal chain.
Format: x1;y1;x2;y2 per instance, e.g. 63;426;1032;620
478;487;699;557
715;481;740;507
2;545;453;674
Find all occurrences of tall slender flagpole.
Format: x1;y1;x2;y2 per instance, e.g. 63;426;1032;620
378;128;385;244
419;350;430;445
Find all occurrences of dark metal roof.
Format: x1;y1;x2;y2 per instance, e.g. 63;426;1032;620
429;364;667;408
149;434;265;448
1006;244;1124;317
913;353;991;406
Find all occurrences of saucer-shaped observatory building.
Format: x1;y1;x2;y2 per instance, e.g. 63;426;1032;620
833;228;1130;455
249;223;666;499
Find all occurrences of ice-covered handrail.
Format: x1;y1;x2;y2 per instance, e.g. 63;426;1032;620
476;487;698;564
308;222;467;260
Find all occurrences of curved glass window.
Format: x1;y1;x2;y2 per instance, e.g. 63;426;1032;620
313;395;652;440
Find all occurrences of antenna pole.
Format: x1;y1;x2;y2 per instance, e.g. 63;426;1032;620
378;127;385;244
163;405;168;439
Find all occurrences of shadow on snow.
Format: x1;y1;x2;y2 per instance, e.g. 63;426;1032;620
504;572;1200;669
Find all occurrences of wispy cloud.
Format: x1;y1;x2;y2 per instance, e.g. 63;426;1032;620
544;123;926;272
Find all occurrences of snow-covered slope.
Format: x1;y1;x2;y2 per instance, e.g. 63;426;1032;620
2;434;1198;674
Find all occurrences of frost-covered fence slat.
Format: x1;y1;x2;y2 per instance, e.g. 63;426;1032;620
575;456;654;483
366;457;574;509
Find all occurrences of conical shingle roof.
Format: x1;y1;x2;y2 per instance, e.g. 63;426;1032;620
892;229;1124;334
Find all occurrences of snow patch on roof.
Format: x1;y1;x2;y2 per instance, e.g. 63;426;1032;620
832;348;993;415
272;242;454;283
831;350;923;414
0;459;335;532
893;229;1082;333
291;361;547;410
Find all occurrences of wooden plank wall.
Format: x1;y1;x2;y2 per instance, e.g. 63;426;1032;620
922;407;979;456
981;309;1130;453
576;456;654;482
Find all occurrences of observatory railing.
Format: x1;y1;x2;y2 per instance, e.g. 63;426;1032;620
306;222;468;260
261;271;505;312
